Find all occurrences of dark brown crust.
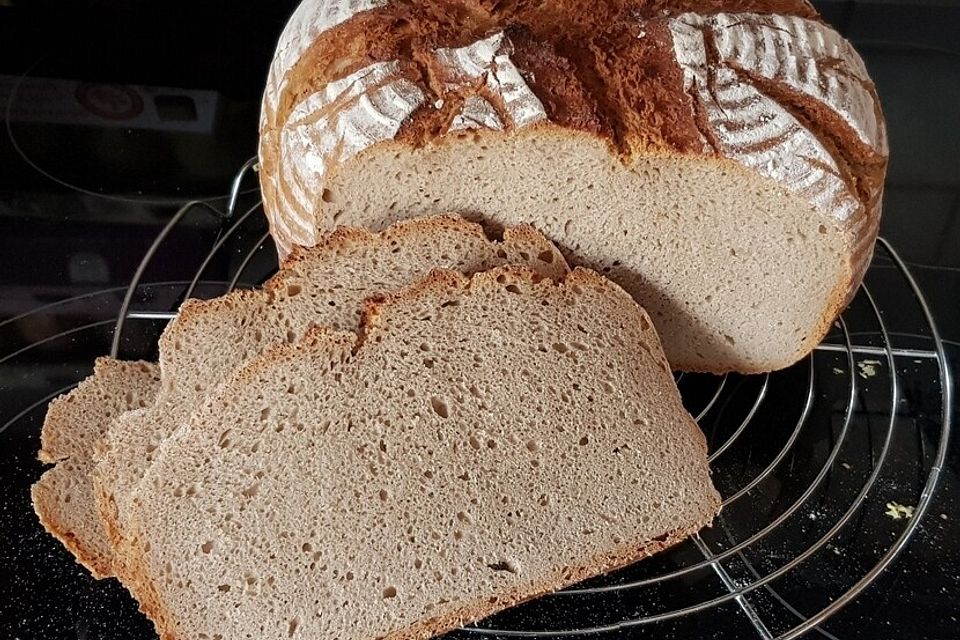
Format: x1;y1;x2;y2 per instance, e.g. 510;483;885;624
271;1;818;140
121;264;720;639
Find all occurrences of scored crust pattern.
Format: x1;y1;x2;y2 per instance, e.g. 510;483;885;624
668;12;886;223
435;32;549;132
277;62;426;248
259;1;887;259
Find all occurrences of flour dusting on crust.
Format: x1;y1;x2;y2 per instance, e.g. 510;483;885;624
435;32;548;132
668;14;865;222
276;61;425;251
263;0;390;119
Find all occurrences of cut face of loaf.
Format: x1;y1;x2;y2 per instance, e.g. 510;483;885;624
258;1;888;373
122;267;721;640
31;358;159;578
324;131;854;373
93;215;568;580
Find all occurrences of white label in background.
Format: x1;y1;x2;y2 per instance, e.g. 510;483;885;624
0;75;218;133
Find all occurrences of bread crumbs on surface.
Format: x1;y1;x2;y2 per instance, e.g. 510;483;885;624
857;359;882;379
884;502;914;520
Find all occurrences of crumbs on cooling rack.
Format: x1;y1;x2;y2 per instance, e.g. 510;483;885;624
857;359;882;378
885;502;915;520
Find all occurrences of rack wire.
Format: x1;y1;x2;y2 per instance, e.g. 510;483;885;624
1;159;951;639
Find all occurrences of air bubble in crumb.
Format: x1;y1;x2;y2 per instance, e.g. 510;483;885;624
383;586;397;599
487;559;519;574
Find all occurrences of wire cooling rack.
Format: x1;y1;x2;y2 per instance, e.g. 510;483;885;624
0;159;951;639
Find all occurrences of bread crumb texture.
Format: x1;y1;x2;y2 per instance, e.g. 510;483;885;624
124;266;719;640
93;216;567;584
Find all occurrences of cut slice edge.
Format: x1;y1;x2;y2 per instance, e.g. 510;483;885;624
32;358;160;578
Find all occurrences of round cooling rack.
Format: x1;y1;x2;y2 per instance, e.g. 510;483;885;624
0;160;951;640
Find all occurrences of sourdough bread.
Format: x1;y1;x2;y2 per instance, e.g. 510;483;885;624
122;266;721;640
93;216;568;579
258;0;888;374
32;358;160;578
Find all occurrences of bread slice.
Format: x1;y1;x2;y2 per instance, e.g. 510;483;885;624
120;266;720;640
258;2;888;374
31;358;160;578
93;215;569;579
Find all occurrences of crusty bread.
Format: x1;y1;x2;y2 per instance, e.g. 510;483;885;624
121;266;720;640
258;1;888;374
93;215;569;580
31;358;159;578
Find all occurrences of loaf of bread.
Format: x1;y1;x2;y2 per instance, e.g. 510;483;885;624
258;0;888;374
93;216;568;580
32;358;159;578
120;266;720;640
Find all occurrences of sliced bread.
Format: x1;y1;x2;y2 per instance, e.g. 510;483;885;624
32;358;160;578
94;215;569;579
121;266;720;640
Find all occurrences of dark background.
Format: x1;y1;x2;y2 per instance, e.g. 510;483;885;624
0;1;957;639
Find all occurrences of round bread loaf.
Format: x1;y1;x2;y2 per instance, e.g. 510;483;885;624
258;0;888;373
